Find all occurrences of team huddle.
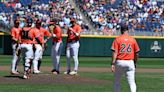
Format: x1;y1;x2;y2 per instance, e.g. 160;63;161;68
10;18;82;79
10;16;140;92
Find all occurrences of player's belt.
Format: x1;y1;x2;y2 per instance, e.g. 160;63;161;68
68;40;78;43
12;40;18;44
21;43;33;44
117;59;133;60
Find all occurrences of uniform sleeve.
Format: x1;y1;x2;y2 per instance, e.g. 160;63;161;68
44;29;52;37
77;25;82;33
111;39;118;52
134;39;140;53
11;28;15;37
29;29;36;38
56;26;62;38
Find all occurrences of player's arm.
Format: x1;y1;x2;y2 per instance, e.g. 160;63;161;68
68;25;82;36
111;40;118;72
133;39;140;67
134;52;139;65
76;25;82;35
52;26;62;39
44;29;52;43
11;29;18;42
12;37;18;42
111;51;117;65
111;50;118;72
51;26;57;38
18;29;22;43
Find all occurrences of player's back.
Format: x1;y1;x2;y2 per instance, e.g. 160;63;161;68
114;33;139;60
20;27;33;44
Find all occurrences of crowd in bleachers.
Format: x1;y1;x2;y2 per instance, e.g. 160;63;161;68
76;0;164;36
0;0;90;33
0;0;163;36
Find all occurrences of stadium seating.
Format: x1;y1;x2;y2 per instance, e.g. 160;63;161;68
0;0;163;35
75;0;163;33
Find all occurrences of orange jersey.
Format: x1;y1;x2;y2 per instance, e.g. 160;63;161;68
20;27;34;44
53;25;62;42
111;33;140;60
67;24;82;42
40;27;52;42
30;28;42;44
31;27;51;44
11;27;21;40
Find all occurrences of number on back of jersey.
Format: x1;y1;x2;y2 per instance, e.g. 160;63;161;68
21;30;31;40
120;43;132;53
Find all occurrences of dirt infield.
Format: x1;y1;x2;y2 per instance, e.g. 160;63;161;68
0;74;108;84
0;66;164;84
1;66;164;73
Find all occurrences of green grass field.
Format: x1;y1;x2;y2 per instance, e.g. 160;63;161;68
0;55;164;92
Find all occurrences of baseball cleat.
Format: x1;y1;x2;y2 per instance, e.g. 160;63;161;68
11;71;20;75
64;71;70;75
33;70;41;74
23;71;30;79
51;69;55;72
52;71;58;75
69;71;77;75
51;69;59;75
23;74;29;79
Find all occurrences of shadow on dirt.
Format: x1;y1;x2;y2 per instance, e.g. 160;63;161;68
4;75;24;79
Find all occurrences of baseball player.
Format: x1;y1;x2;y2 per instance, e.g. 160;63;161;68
10;19;22;75
50;19;63;74
64;20;82;75
32;20;51;74
20;18;34;79
111;24;140;92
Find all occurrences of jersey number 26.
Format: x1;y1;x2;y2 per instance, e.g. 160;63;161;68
120;44;132;53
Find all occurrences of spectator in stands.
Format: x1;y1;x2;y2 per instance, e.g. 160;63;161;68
0;0;163;35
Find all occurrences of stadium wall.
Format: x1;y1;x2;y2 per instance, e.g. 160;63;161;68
0;34;164;57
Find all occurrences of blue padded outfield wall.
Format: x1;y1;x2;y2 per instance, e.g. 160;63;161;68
0;35;164;58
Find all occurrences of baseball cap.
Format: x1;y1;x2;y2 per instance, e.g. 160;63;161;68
36;19;42;24
14;19;19;24
27;18;33;24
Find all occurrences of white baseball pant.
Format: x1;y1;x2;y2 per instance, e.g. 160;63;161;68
113;60;136;92
11;43;21;72
33;44;43;72
20;44;33;72
51;41;63;71
66;41;80;71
